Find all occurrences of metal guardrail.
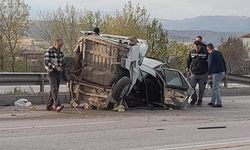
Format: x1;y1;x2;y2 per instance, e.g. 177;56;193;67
0;72;49;93
227;75;250;85
0;72;249;94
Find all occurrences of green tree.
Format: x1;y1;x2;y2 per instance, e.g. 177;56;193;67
146;19;168;61
219;37;248;75
100;1;149;38
0;0;30;71
168;41;191;72
80;10;102;31
0;25;8;71
35;4;82;55
35;1;170;58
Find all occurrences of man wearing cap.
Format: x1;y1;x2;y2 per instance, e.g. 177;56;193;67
187;41;209;106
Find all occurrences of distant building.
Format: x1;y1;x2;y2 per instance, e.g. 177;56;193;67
19;36;48;72
242;33;250;48
242;33;250;59
21;50;45;72
242;33;250;74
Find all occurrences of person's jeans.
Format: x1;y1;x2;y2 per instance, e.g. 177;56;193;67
211;72;225;105
47;71;61;109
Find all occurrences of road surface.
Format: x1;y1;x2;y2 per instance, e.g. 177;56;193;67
0;96;250;150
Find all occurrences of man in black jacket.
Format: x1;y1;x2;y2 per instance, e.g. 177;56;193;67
187;41;208;106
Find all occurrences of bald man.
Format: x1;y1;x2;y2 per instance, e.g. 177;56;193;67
44;39;65;112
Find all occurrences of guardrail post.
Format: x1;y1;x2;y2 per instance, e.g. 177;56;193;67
223;75;228;88
40;74;45;93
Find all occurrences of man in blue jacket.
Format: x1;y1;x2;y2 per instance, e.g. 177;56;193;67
207;43;227;107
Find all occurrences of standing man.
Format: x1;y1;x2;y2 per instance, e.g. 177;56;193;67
187;41;208;106
207;43;227;107
44;39;65;112
195;35;207;50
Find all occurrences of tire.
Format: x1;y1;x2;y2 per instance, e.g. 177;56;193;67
112;76;132;102
63;56;75;81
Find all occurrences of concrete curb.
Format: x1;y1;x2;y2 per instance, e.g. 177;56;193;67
0;88;249;106
204;88;250;97
0;93;70;106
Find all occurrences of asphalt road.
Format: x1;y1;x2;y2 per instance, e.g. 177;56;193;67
0;96;250;150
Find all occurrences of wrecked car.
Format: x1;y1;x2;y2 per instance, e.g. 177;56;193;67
63;31;193;112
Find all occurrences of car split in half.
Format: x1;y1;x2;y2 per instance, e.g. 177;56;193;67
63;31;194;112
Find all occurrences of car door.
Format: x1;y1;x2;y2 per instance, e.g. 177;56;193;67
160;66;193;108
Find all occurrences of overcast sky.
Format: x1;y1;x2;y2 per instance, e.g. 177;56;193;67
24;0;250;20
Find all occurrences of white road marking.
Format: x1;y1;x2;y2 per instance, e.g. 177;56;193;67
0;121;117;131
131;138;250;150
155;138;250;150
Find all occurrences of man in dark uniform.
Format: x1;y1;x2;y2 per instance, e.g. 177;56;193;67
187;41;208;106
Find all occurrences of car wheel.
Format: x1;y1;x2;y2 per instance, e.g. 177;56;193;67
112;76;132;102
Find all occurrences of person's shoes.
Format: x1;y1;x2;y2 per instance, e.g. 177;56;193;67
211;104;222;108
113;104;125;112
46;107;54;111
197;102;202;106
190;100;196;105
55;105;64;112
208;102;214;106
197;99;202;106
118;105;125;112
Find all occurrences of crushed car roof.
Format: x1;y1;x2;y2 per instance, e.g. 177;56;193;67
139;57;165;77
141;57;164;69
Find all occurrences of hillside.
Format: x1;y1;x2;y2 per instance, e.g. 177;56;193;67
160;16;250;32
25;17;249;47
168;30;244;46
